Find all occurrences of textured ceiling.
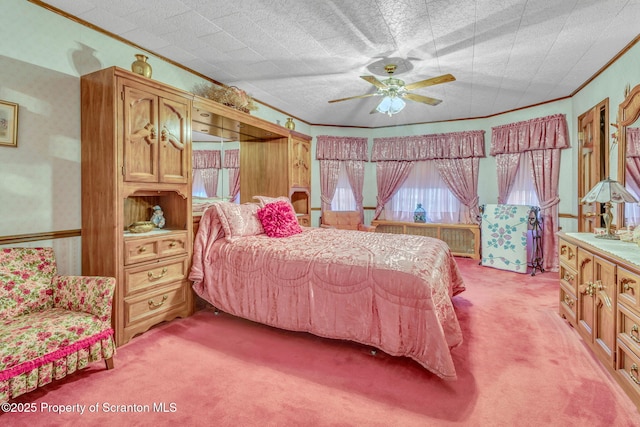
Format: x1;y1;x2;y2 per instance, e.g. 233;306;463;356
38;0;640;128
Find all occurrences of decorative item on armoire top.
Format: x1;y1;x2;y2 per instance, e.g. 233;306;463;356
414;203;427;223
150;205;166;229
192;82;258;113
285;118;296;130
131;54;152;78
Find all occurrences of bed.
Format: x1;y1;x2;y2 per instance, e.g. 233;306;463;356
189;201;466;380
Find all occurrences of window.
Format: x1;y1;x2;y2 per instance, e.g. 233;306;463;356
384;161;462;223
506;155;540;206
330;163;357;211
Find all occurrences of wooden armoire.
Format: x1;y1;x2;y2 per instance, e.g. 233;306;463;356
80;67;194;346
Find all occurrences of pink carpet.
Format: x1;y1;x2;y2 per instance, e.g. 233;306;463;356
2;258;638;426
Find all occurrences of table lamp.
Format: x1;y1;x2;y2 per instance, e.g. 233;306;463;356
581;177;638;239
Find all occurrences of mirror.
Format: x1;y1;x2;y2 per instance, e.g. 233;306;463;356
192;132;241;207
616;84;640;228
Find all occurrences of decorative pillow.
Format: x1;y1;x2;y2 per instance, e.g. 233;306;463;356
214;202;264;242
253;195;295;211
257;200;303;238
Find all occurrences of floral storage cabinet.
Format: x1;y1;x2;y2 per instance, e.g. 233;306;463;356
81;67;193;347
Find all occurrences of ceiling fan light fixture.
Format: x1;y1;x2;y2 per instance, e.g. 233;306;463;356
376;96;406;116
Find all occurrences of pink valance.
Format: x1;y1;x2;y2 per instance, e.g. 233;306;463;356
316;136;369;161
490;113;569;155
371;130;485;161
223;149;239;168
626;128;640;157
193;150;221;169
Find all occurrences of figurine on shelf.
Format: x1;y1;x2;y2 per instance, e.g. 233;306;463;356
150;205;166;229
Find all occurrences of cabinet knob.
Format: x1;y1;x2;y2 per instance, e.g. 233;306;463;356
138;247;147;253
563;272;574;282
169;241;177;248
563;295;574;307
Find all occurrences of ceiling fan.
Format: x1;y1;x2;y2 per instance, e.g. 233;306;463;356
328;64;455;116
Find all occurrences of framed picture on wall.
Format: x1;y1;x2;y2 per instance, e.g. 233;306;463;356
0;100;18;147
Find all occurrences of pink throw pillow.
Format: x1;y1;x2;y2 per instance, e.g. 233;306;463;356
257;200;303;238
214;202;264;242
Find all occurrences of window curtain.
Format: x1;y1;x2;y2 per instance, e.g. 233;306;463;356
371;130;485;222
193;150;221;197
496;153;521;204
223;149;240;202
316;136;368;219
491;113;570;272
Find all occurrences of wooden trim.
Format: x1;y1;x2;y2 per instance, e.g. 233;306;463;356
0;229;81;245
559;213;578;219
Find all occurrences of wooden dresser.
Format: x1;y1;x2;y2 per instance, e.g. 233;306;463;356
81;67;193;346
558;232;640;407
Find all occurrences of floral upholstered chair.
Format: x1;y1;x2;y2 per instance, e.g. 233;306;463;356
0;247;116;402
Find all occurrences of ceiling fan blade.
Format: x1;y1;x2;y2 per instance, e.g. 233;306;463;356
404;73;456;91
360;75;387;89
403;93;442;106
328;93;377;103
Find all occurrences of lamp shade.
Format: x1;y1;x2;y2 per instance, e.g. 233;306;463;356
581;177;638;204
376;96;406;116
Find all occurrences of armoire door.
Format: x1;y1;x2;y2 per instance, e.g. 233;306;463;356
158;95;190;184
122;84;159;183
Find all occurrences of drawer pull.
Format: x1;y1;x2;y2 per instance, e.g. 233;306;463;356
632;325;640;344
169;241;177;248
138;247;147;253
148;267;168;280
563;295;574;307
561;245;567;255
148;295;168;308
630;364;640;385
563;272;574;282
568;248;574;260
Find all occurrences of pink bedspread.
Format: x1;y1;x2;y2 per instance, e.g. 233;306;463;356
189;208;466;380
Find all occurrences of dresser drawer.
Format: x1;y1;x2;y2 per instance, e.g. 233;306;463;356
124;257;188;295
559;262;577;295
618;267;640;315
616;340;640;402
618;303;640;356
124;281;188;325
558;240;577;270
559;282;577;326
124;231;188;265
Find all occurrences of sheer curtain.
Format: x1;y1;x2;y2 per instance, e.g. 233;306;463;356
331;163;356;211
505;152;540;206
385;161;462;223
